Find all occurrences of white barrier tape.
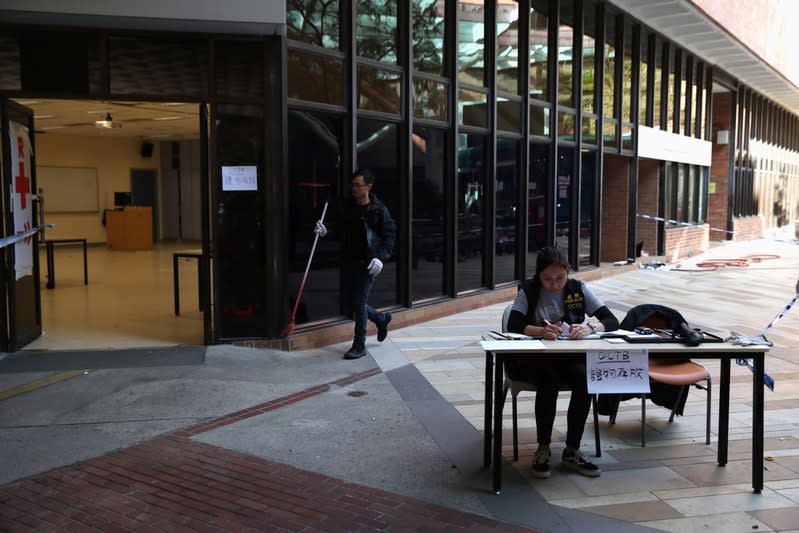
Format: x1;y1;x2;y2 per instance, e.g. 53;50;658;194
636;213;734;235
0;224;53;249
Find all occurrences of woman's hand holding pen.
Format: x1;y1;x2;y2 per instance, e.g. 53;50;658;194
566;322;593;339
541;319;562;340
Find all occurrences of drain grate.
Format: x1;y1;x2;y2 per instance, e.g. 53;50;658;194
347;390;367;397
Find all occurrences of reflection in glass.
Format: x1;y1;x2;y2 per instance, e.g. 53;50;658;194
288;51;344;106
496;138;520;283
413;77;447;121
557;2;574;108
287;110;343;324
457;133;487;293
459;88;488;128
667;66;676;132
412;127;446;302
287;0;340;49
623;47;633;124
497;1;520;94
603;119;617;148
527;143;548;278
639;35;648;125
413;0;445;76
558;111;575;142
530;104;550;136
582;15;596;114
497;96;521;132
458;0;485;86
357;65;400;114
555;148;573;251
357;118;400;309
622;124;633;151
530;6;549;101
603;42;616;119
216;104;266;338
578;151;596;267
356;0;398;63
582;117;597;144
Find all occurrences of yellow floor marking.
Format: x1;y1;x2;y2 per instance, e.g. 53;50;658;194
0;369;88;400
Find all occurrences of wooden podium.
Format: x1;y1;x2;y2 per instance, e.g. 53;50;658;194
106;207;153;251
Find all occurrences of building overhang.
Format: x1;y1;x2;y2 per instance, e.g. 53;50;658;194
608;0;799;115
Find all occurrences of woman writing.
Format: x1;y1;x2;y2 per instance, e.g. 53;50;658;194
506;246;619;479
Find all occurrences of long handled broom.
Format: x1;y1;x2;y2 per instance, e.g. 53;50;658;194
281;201;328;337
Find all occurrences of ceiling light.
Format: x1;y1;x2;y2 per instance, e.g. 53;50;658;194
152;116;184;121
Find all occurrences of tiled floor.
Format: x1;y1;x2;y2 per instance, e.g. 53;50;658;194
391;238;799;532
20;237;799;531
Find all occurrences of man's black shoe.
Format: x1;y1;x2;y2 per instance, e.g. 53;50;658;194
377;313;392;342
344;343;369;360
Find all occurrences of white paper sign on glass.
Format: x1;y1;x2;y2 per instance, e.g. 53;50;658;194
586;349;650;394
222;165;258;191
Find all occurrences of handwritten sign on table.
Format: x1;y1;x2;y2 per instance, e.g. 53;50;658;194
586;349;650;394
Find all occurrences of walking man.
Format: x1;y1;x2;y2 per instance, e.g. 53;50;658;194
315;169;395;359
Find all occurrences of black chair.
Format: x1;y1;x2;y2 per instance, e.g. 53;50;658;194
499;304;602;460
608;304;711;446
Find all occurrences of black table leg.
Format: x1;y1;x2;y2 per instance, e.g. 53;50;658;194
753;353;764;493
81;240;88;285
46;241;55;289
718;357;730;466
492;355;505;494
484;350;493;468
173;253;180;316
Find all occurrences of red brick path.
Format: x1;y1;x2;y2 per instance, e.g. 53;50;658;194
0;369;540;532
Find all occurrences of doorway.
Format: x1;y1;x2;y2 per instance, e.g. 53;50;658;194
14;98;208;350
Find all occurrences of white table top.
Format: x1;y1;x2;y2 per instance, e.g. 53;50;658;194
480;337;770;354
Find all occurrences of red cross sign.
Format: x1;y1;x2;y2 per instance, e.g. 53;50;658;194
14;137;30;210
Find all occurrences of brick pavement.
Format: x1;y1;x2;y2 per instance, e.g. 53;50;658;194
0;369;540;533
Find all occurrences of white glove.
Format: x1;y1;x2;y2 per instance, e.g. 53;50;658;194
314;220;327;237
367;258;383;276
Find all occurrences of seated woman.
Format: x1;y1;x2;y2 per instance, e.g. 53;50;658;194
506;246;619;479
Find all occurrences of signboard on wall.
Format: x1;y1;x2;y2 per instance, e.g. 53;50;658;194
222;165;257;191
638;126;712;166
10;121;33;279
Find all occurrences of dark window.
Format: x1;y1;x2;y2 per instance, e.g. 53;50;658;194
287;0;341;49
288;50;344;106
457;133;487;292
496;138;520;283
527;143;549;278
21;32;90;94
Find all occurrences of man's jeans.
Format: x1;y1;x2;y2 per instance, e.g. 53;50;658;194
351;267;384;346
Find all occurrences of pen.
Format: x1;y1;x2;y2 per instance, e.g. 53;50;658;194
489;331;509;340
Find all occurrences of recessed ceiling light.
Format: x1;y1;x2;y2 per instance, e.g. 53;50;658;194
17;99;44;105
41;125;66;130
162;102;188;106
153;116;184;121
34;114;57;119
87;109;115;115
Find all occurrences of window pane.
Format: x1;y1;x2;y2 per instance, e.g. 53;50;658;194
287;0;340;49
288;50;344;106
458;0;485;86
497;96;521;132
357;65;400;114
603;15;616;119
356;0;398;63
215;41;263;101
530;104;551;136
357;119;400;308
459;88;488;128
622;123;633;151
582;116;597;144
555;147;573;251
457;133;487;292
497;1;520;94
527;143;549;277
667;57;676;132
639;35;648;125
557;2;574;108
583;11;597;114
579;151;596;267
413;0;446;76
558;111;575;142
412;126;446;301
530;4;549;101
413;77;448;121
287;110;343;324
603;119;617;148
496;138;520;283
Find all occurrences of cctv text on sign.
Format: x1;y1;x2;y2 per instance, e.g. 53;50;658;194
586;349;650;394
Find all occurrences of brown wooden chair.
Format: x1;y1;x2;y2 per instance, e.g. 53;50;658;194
500;304;602;460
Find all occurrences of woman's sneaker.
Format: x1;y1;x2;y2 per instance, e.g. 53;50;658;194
531;449;551;479
561;449;601;477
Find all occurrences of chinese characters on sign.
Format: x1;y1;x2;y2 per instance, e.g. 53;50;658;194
586;349;650;394
222;166;257;191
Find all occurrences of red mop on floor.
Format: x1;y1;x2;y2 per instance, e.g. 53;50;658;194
281;201;328;337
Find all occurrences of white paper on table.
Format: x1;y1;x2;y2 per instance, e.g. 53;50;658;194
586;348;650;394
480;340;546;352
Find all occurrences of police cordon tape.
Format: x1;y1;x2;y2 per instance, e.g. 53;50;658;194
636;213;734;235
0;224;53;250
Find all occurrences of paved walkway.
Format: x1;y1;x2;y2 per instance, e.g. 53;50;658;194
1;238;799;532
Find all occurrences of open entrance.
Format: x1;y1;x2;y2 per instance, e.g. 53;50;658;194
13;98;209;350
